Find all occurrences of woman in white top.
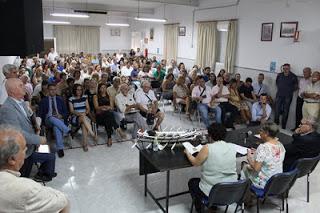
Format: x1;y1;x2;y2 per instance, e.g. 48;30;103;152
244;122;285;189
186;123;238;212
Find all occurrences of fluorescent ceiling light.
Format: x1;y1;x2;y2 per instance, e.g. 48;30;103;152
43;20;71;24
51;13;89;18
106;23;130;27
134;17;167;23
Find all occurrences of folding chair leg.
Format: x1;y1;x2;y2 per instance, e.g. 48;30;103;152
190;199;194;213
242;202;245;213
224;205;229;213
256;197;260;213
282;195;285;211
286;197;289;213
307;173;310;202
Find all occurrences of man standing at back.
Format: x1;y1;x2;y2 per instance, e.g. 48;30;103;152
274;63;298;129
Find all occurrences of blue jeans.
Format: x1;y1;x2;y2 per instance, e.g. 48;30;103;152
20;152;56;178
197;103;222;128
47;116;70;150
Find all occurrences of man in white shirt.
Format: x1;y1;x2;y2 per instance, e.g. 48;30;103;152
48;48;59;62
211;77;239;128
0;64;18;106
294;67;311;129
135;81;164;130
115;84;148;141
251;93;272;124
0;125;69;213
192;75;221;128
302;71;320;121
121;61;133;77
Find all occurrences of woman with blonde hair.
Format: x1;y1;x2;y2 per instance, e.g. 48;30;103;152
173;75;191;118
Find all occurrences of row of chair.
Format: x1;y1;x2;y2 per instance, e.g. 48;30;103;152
190;154;320;213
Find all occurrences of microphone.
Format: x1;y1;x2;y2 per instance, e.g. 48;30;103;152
245;130;253;138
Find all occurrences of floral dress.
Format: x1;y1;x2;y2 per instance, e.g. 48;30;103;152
245;141;286;188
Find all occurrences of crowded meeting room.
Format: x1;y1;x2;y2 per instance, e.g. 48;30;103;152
1;0;320;212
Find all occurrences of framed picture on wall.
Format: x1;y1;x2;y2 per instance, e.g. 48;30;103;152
150;28;154;40
178;26;186;36
280;22;298;38
110;28;120;36
261;23;273;41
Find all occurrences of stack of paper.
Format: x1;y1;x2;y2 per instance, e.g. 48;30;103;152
233;144;248;155
37;145;50;153
182;142;203;155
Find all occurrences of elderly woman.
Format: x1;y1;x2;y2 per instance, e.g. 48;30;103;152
186;123;237;213
243;122;285;189
173;75;191;117
161;73;175;101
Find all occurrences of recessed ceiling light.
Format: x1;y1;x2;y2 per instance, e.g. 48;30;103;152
51;13;89;18
106;23;130;27
43;20;71;24
134;17;167;23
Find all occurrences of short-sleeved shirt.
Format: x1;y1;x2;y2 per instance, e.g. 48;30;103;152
130;69;139;79
192;86;212;104
211;85;229;103
276;72;298;97
153;70;166;81
252;82;269;96
247;141;285;188
69;95;87;113
239;84;254;99
135;88;157;110
173;85;188;98
304;81;320;103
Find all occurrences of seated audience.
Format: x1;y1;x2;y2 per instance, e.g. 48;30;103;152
217;69;226;77
0;78;56;182
252;73;270;98
223;72;231;86
211;77;238;128
192;76;221;128
135;81;165;130
302;71;320;121
39;83;70;158
239;77;257;111
283;119;320;171
228;79;251;124
93;83;126;146
186;123;237;213
107;77;122;125
234;73;243;88
69;84;97;152
130;61;139;81
115;84;148;142
251;93;272;124
243;122;285;189
121;61;133;77
84;79;97;122
161;73;175;101
0;126;69;213
173;76;191;118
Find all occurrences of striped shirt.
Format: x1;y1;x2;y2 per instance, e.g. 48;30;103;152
69;95;87;113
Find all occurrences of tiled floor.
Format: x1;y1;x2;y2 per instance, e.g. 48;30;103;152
46;108;320;213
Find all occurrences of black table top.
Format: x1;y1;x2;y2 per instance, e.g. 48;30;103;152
139;127;293;172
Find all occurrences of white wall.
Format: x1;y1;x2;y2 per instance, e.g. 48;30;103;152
43;24;54;37
100;26;131;52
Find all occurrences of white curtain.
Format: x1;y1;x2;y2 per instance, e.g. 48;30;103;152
196;22;217;68
164;24;178;61
225;20;237;73
54;25;100;54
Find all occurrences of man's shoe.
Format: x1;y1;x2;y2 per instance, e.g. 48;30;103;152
33;174;53;182
57;149;64;158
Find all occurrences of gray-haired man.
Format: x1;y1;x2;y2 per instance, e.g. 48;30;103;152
0;64;18;105
0;125;69;212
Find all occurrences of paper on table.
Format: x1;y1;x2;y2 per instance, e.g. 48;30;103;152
182;142;203;155
37;145;50;153
233;144;248;155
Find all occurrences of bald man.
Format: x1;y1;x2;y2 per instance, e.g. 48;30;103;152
0;78;56;182
0;125;69;212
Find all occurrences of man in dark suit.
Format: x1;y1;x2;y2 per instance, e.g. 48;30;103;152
0;78;56;182
39;83;70;158
283;119;320;171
